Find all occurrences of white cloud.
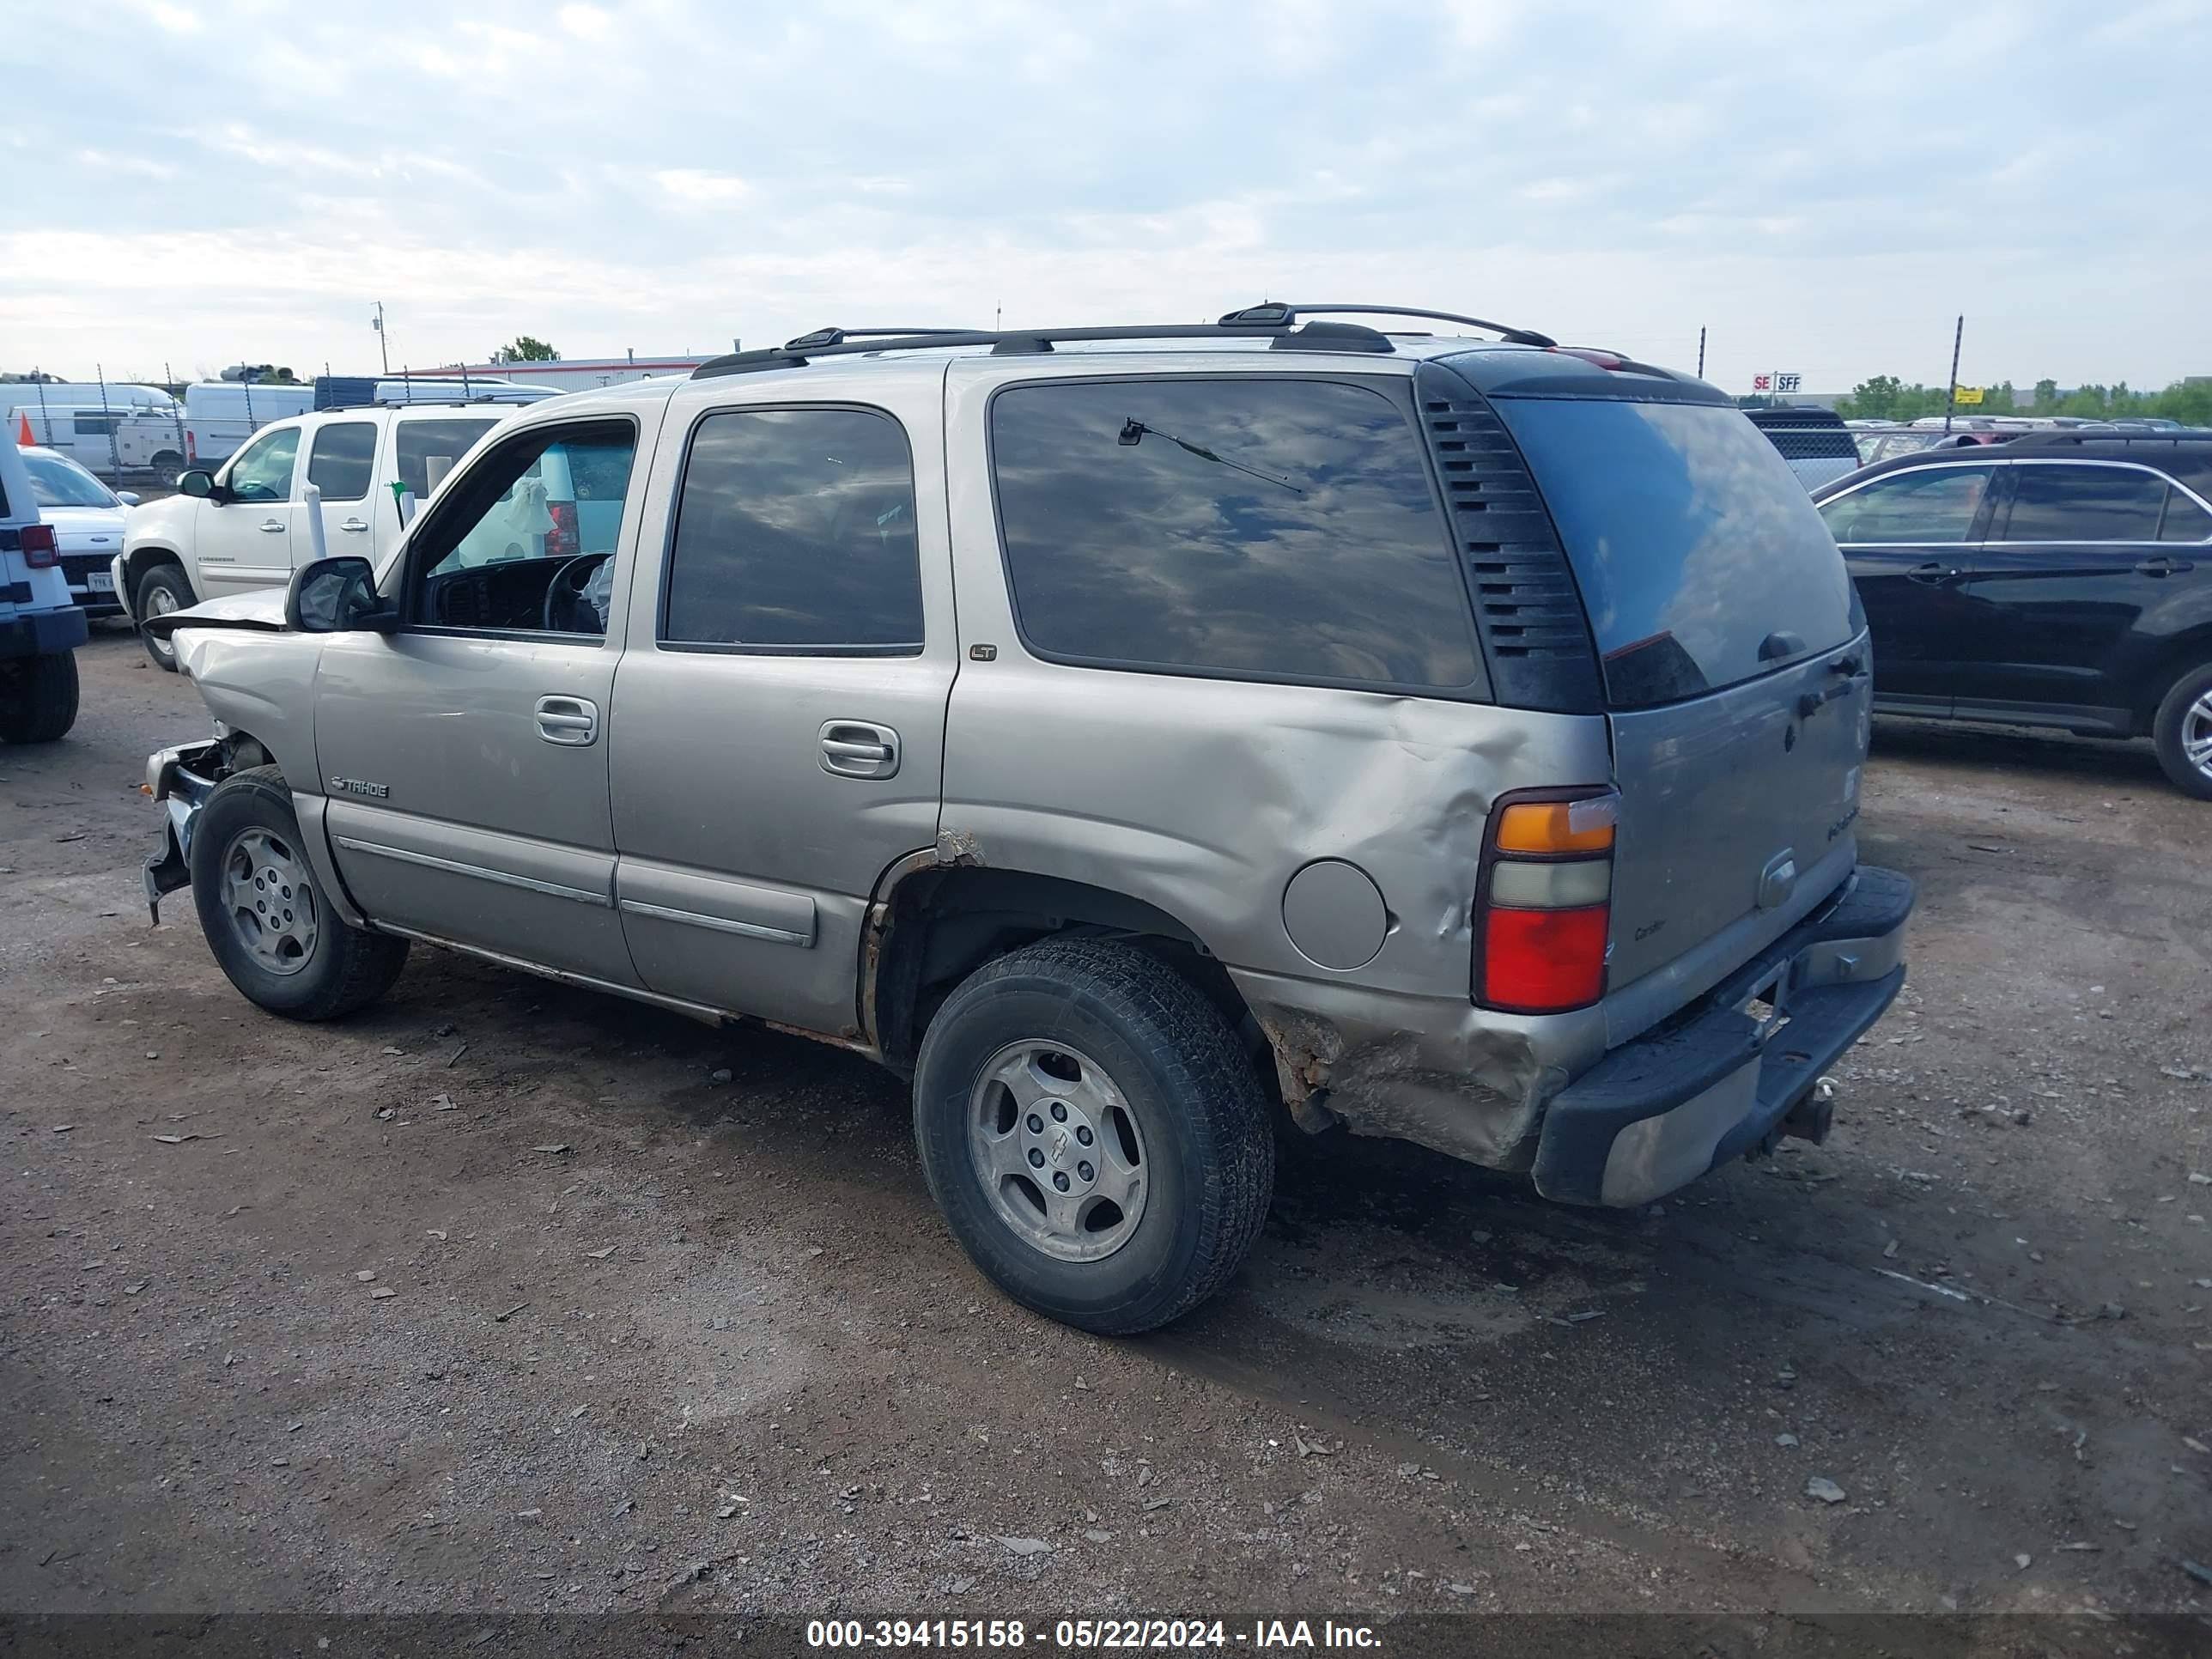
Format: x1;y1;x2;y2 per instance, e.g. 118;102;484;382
142;0;198;33
655;168;753;206
558;3;613;40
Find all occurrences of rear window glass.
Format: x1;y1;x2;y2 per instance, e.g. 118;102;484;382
2161;491;2212;542
991;378;1481;690
307;422;376;502
395;417;498;499
2005;464;2168;541
662;407;923;652
1497;399;1856;708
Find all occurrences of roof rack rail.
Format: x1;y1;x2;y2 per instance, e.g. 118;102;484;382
780;327;977;351
690;317;1395;380
2003;429;2212;447
1217;302;1556;349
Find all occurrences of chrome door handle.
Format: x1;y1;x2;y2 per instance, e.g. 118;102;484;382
338;518;370;533
535;695;599;746
258;520;287;532
819;720;900;779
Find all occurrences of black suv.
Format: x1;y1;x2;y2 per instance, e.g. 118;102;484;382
1813;434;2212;797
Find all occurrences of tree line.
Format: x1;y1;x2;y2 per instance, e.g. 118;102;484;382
1828;374;2212;425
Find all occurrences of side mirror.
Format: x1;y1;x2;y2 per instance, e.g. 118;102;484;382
115;490;142;506
178;470;217;500
286;556;398;634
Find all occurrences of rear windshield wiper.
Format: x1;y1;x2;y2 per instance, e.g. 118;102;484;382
1118;417;1304;495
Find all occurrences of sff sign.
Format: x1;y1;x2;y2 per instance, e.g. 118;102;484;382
1752;371;1803;394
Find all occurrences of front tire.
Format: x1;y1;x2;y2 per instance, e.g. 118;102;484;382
190;766;409;1018
2151;662;2212;800
0;651;80;744
136;562;192;672
912;939;1274;1334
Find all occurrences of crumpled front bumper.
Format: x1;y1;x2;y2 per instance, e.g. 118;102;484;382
143;739;222;923
1532;866;1915;1207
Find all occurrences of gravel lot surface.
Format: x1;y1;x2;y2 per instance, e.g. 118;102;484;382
3;633;2208;1638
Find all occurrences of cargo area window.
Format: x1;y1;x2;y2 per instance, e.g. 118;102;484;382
660;406;923;653
306;422;376;503
989;378;1481;692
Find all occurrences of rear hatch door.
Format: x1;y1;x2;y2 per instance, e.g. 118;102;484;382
1490;390;1869;1029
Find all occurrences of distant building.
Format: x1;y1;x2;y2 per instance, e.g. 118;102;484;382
428;355;714;392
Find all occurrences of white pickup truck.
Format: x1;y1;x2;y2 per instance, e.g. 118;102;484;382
115;403;512;670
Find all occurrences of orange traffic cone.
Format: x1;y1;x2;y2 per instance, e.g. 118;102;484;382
15;410;31;447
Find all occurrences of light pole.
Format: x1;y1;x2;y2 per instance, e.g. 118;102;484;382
373;301;390;375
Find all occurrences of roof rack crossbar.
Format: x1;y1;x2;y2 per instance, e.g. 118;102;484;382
1218;302;1557;349
690;319;1395;380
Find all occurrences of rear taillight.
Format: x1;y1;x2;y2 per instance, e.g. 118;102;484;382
1474;787;1618;1014
185;430;197;461
545;501;579;559
20;524;58;568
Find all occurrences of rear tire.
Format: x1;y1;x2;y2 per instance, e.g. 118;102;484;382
137;562;191;672
0;651;79;744
912;938;1274;1334
191;765;410;1018
2151;662;2212;800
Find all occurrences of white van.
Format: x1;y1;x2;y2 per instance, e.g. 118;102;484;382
2;383;178;422
183;381;318;467
11;405;187;477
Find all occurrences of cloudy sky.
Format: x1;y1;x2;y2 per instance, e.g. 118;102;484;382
5;0;2207;393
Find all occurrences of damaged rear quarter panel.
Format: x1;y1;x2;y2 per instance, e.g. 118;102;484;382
938;353;1616;1169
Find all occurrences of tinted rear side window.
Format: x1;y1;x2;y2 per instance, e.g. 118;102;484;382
662;406;922;652
2005;463;2168;541
991;378;1480;691
395;417;498;499
1497;399;1856;708
307;422;376;501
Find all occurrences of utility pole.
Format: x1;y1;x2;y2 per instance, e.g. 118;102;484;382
165;362;185;462
373;301;390;375
1943;314;1963;434
1696;326;1706;380
97;363;120;478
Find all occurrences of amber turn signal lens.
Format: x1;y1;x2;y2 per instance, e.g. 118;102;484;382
1493;795;1617;856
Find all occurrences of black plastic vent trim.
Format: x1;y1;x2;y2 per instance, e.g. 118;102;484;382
1414;361;1603;714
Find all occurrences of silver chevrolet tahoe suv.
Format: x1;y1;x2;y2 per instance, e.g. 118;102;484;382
139;304;1912;1334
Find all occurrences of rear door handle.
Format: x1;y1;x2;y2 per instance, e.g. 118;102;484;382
338;518;370;533
535;695;599;746
1906;562;1959;586
2135;555;2193;576
819;720;901;780
258;520;287;533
